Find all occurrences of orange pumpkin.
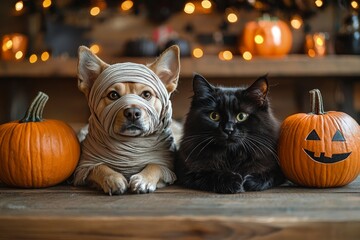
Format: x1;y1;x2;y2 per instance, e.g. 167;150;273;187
240;15;292;57
0;92;80;188
278;89;360;187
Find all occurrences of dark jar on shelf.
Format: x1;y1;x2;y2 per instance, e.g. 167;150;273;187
335;12;360;55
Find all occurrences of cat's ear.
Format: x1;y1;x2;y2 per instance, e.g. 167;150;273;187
244;75;268;106
193;73;214;96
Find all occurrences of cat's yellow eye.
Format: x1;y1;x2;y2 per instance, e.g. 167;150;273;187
209;112;220;121
236;112;249;122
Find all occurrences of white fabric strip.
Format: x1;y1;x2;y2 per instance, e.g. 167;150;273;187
73;63;176;185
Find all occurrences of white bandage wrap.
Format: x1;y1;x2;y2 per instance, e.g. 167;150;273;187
73;63;176;185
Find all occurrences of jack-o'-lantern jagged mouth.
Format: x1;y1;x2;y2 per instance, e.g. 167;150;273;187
303;149;352;164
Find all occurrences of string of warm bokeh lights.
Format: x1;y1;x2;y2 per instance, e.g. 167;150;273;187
5;0;360;63
184;0;328;61
8;0;135;63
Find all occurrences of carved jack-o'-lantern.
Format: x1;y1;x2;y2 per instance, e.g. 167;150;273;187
239;15;292;57
303;129;351;164
278;89;360;187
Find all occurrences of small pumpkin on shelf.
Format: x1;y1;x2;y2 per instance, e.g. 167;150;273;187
0;92;80;188
278;89;360;188
239;14;292;57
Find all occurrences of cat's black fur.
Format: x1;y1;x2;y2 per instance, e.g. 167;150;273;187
175;74;285;193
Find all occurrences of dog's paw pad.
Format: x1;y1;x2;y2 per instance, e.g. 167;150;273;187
129;174;157;194
102;175;128;195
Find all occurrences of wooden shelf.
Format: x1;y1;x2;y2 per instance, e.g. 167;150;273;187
1;55;360;79
1;177;360;239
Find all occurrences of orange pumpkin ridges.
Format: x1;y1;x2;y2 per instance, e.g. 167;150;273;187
278;89;360;188
0;91;80;188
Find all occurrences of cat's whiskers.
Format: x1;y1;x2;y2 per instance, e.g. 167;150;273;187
195;138;214;159
245;135;280;164
180;132;213;144
249;134;278;157
184;136;214;162
241;139;270;169
236;139;268;169
241;139;258;156
250;134;277;146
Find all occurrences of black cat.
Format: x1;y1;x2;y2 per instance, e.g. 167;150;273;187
175;74;285;193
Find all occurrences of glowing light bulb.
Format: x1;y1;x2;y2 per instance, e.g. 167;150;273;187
121;0;133;11
201;0;212;9
184;2;195;14
15;1;24;11
192;48;203;58
218;51;224;61
315;0;323;7
242;51;253;61
29;54;38;63
43;0;52;8
41;51;50;61
90;44;100;54
254;34;264;44
5;39;13;50
90;7;101;16
315;37;324;46
224;50;233;60
290;15;303;29
227;13;238;23
218;50;233;61
308;49;316;58
351;1;359;9
15;51;23;60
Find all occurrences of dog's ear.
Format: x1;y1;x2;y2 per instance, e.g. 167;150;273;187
77;46;109;98
148;45;180;94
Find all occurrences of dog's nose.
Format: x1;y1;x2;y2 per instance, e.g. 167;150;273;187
124;107;142;121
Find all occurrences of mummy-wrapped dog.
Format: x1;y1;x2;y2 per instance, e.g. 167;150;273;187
73;45;180;195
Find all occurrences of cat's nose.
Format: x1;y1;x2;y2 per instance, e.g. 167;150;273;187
224;128;233;135
124;107;142;121
224;123;234;135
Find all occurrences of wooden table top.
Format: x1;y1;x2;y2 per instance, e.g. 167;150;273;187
0;177;360;239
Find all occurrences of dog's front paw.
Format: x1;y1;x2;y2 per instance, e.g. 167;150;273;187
101;174;128;196
129;174;157;194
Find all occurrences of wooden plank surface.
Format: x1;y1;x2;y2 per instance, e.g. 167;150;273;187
1;177;360;239
1;55;360;79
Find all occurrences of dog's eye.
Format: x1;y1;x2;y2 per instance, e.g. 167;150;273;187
107;91;120;100
141;91;152;100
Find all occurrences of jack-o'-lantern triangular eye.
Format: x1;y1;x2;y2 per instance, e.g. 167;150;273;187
306;129;321;140
332;130;346;142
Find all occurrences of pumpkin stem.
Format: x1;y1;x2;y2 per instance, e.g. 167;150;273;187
259;13;278;22
309;89;325;115
20;92;49;123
